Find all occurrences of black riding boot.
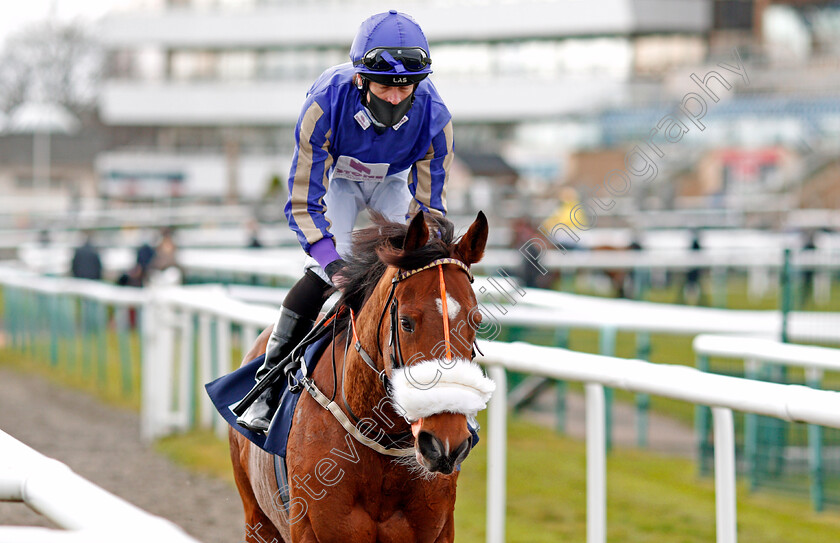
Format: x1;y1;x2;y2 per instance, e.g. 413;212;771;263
236;307;316;433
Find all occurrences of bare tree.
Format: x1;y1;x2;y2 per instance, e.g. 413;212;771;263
0;21;103;113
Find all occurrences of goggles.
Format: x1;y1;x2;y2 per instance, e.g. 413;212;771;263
354;47;431;73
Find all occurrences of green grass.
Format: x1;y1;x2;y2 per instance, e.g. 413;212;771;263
123;410;840;542
450;413;840;543
4;274;840;539
0;336;142;411
5;337;840;540
155;429;236;484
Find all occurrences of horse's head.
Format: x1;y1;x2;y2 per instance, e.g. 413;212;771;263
370;211;494;475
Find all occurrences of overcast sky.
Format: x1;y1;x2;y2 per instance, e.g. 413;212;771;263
0;0;135;50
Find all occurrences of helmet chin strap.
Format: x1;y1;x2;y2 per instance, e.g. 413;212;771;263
357;75;416;128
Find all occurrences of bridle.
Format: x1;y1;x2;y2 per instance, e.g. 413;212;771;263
350;257;473;391
295;257;475;457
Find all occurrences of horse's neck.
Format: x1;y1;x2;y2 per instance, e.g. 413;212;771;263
342;269;403;428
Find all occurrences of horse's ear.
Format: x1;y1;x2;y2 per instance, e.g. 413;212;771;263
455;211;488;265
403;212;429;252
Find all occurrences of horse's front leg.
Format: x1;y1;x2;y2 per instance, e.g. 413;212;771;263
289;519;318;543
290;506;377;543
432;514;455;543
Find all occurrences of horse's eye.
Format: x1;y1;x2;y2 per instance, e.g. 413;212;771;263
400;316;415;333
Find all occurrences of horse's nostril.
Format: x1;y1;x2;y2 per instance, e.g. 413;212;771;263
450;437;471;465
417;431;471;474
417;430;443;461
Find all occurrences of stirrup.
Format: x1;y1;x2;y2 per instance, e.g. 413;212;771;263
287;370;304;394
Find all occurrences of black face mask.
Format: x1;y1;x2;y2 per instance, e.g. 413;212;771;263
366;88;415;128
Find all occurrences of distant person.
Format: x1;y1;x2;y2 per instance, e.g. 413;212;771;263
511;217;540;288
151;227;178;271
71;232;102;281
541;186;582;252
511;217;556;289
625;235;644;299
800;229;818;306
681;229;705;305
118;240;156;288
149;227;183;285
136;240;156;272
247;220;263;248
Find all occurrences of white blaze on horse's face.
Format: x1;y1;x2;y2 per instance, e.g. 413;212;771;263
435;293;461;320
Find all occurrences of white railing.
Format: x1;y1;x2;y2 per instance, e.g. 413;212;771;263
693;334;840;373
5;266;840;442
0;430;199;543
692;334;840;512
6;270;840;541
476;341;840;543
137;281;840;443
140;284;279;440
0;266;146;307
476;281;840;344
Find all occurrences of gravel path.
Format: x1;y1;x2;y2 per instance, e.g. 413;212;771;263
521;382;696;457
0;366;696;543
0;367;244;543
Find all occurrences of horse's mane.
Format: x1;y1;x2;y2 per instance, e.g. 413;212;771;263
334;211;455;330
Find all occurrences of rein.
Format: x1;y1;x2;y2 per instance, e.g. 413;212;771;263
298;257;473;458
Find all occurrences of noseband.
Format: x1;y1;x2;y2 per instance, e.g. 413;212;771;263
297;257;474;457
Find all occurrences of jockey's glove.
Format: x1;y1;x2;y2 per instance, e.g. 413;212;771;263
325;259;348;288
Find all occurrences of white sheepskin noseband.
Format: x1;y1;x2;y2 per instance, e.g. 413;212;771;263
390;359;496;421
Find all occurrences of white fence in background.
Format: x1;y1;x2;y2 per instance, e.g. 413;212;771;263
693;334;840;373
692;334;840;512
6;269;840;541
13;242;840;304
140;284;278;440
4;266;840;443
138;284;840;543
476;341;840;543
484;286;840;343
0;430;199;543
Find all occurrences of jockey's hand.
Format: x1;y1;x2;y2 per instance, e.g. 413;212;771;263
325;259;349;292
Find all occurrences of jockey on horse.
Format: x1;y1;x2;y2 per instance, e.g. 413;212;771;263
237;10;453;434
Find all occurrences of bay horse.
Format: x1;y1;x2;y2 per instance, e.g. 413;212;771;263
229;211;494;542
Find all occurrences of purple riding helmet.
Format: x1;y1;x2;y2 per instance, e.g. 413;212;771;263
350;10;433;127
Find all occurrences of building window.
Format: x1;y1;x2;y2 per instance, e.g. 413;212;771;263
171;50;217;80
634;35;707;74
219;51;256;80
714;0;754;31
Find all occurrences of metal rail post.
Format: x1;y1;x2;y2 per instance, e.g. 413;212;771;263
586;383;606;543
486;366;507;543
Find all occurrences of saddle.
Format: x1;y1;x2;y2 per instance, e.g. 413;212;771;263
205;331;333;456
205;330;333;514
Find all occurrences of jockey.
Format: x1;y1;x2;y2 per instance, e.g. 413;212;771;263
237;10;453;433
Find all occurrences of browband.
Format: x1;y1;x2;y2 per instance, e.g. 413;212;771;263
394;257;473;283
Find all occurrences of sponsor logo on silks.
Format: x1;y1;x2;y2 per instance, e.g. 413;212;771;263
348;159;372;174
333;156;390;183
392;115;409;130
354;110;371;130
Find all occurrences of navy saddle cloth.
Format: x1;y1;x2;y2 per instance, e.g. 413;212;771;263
204;333;332;457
